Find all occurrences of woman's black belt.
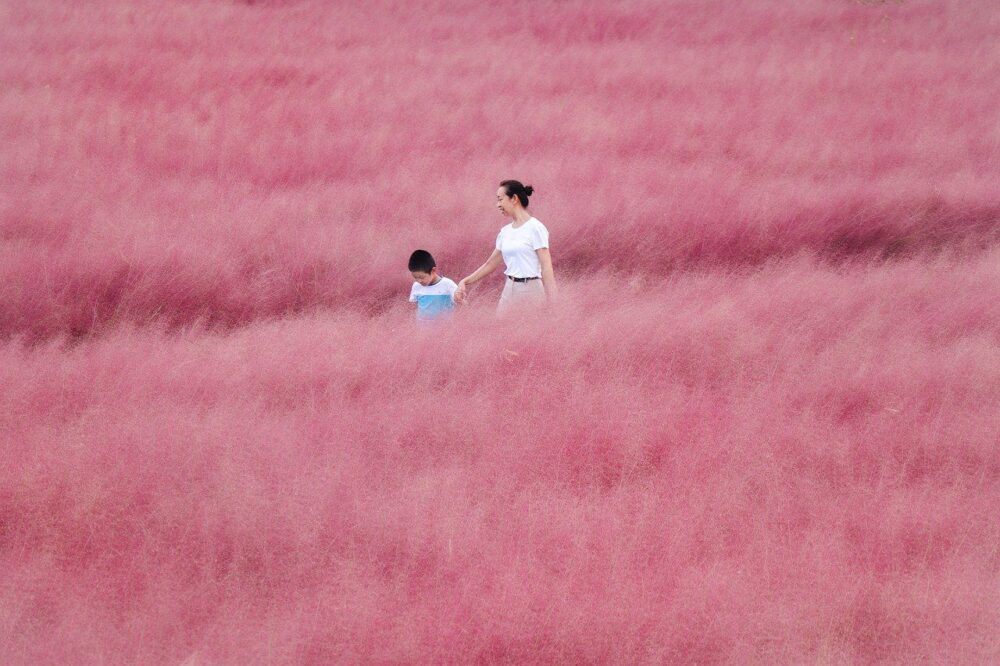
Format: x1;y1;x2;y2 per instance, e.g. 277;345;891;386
507;276;540;283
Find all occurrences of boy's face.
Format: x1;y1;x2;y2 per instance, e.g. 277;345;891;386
411;268;437;286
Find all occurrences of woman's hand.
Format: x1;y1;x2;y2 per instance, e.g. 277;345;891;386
454;279;469;304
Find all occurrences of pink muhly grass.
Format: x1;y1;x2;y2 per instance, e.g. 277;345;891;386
2;0;999;339
4;250;1000;662
3;0;1000;663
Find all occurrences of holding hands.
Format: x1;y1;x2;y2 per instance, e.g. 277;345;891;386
453;279;469;304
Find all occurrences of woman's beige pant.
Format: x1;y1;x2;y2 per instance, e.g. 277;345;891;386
497;278;545;316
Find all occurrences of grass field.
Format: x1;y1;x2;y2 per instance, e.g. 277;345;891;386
3;0;1000;662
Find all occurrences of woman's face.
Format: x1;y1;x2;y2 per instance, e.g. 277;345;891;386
496;187;518;217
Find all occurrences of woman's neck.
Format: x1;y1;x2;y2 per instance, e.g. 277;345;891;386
511;209;532;226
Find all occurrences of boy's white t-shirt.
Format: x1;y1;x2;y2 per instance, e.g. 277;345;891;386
496;217;549;279
409;277;458;319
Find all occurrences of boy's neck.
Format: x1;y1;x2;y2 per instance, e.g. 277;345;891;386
429;275;441;285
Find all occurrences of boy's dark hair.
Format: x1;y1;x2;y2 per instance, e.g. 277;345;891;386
500;180;535;207
408;249;436;273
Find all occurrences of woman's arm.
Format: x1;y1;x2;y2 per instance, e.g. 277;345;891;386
455;249;503;303
537;248;557;301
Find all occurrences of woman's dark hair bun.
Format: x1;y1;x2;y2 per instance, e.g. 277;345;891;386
500;179;534;207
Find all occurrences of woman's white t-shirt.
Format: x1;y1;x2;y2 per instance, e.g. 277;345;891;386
495;217;549;278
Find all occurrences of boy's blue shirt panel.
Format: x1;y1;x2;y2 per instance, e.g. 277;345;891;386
415;294;455;319
409;276;457;320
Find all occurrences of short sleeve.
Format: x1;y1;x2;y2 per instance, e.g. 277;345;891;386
408;283;418;302
443;279;458;302
529;220;549;250
496;229;504;251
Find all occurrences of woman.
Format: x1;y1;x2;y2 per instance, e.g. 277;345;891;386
454;180;557;313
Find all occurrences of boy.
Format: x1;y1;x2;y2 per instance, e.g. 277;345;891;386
408;249;458;320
